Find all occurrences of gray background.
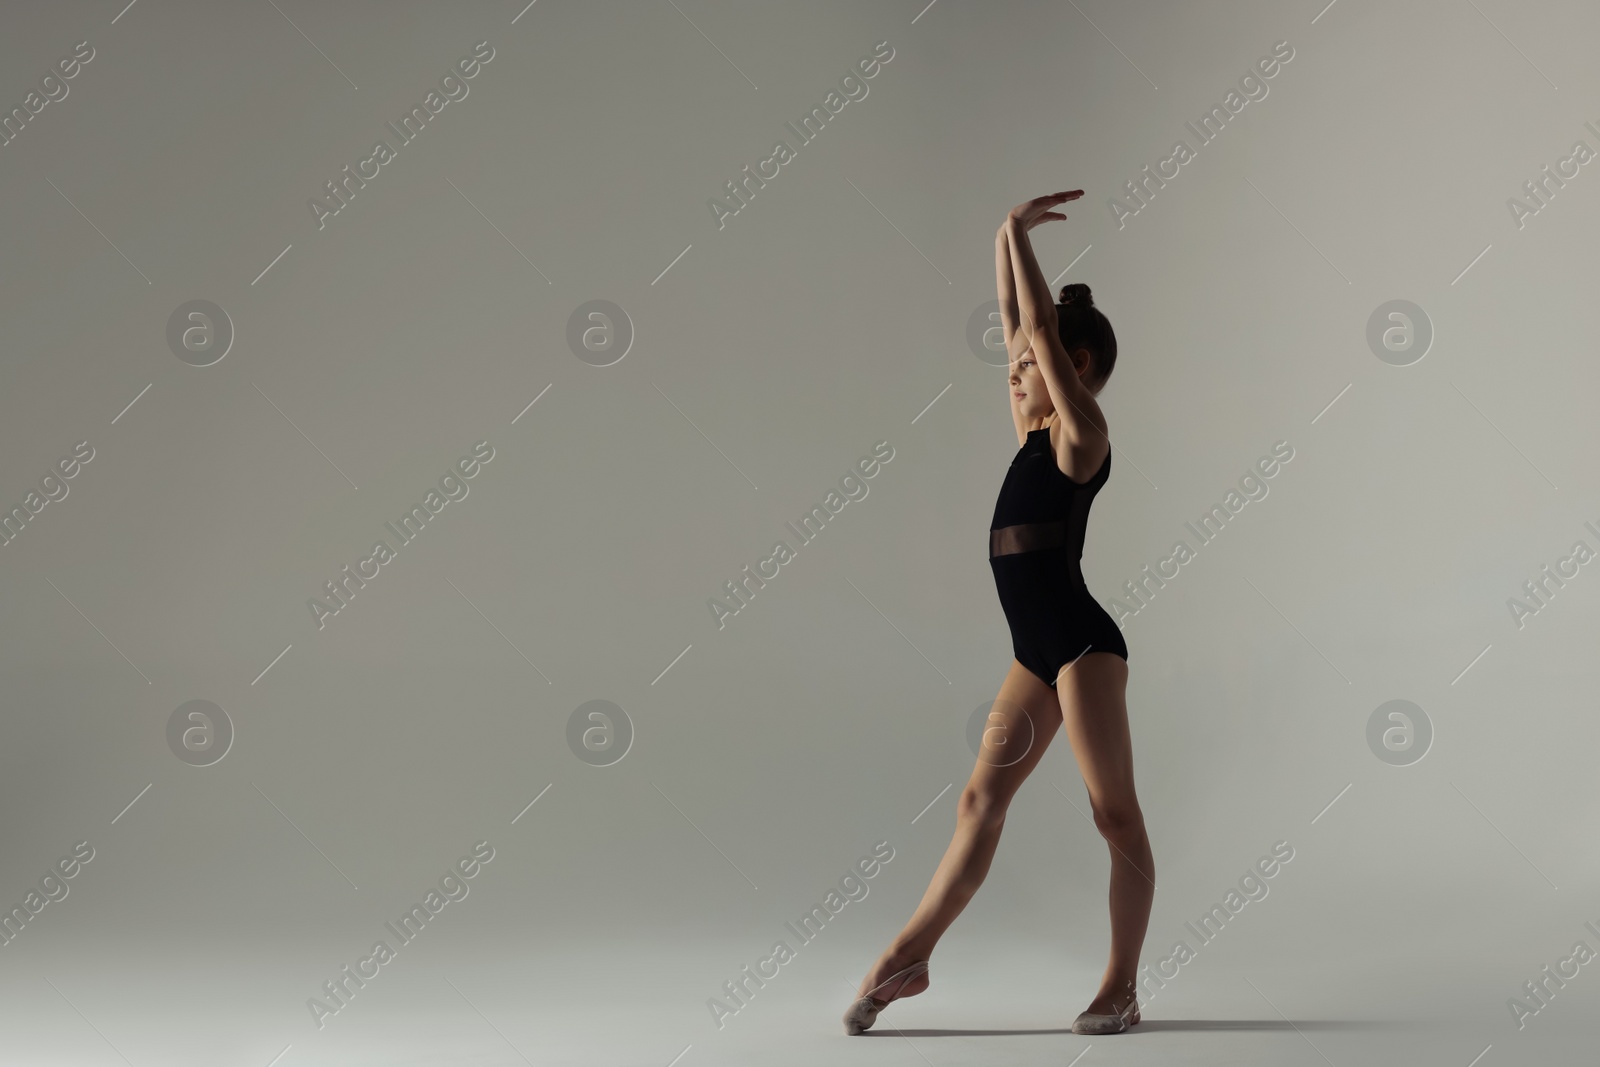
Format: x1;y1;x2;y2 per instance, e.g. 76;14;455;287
2;1;1597;1065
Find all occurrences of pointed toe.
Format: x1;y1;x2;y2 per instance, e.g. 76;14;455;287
841;959;928;1035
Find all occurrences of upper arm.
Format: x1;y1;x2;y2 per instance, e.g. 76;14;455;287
1030;321;1110;472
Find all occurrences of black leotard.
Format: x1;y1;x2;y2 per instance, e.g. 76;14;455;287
989;426;1128;687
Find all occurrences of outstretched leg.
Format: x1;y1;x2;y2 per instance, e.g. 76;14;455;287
852;658;1062;1004
1055;650;1154;1021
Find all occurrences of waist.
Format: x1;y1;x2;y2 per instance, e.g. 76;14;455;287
990;520;1078;559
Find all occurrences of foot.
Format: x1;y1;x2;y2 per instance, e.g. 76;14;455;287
843;950;930;1035
854;948;930;1005
1071;976;1140;1035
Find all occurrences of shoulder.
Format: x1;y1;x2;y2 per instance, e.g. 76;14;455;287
1046;420;1111;484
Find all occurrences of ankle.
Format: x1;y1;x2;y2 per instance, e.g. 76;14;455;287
884;940;930;967
1092;975;1138;1006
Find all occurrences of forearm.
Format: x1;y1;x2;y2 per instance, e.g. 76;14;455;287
994;228;1021;345
1002;218;1057;343
996;230;1029;443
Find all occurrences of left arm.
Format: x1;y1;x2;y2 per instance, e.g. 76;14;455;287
1001;211;1107;454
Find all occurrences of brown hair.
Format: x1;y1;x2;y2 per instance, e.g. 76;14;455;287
1056;282;1117;387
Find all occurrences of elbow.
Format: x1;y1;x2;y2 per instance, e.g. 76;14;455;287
1022;299;1058;332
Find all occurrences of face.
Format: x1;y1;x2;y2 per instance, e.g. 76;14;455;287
1009;346;1099;417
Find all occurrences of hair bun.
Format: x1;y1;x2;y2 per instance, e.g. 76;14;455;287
1058;282;1094;308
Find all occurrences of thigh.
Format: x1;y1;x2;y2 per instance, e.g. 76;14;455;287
963;658;1064;806
1054;651;1138;811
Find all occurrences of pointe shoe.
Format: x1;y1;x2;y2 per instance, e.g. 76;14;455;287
1070;985;1141;1035
842;959;929;1035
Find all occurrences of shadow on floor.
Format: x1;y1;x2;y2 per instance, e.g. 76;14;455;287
873;1019;1406;1036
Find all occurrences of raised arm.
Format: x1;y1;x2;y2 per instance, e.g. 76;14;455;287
1001;194;1108;456
995;226;1029;446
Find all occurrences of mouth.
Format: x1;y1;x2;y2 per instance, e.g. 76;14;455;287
1014;392;1026;399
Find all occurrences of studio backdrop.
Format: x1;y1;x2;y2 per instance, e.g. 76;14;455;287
0;1;1596;1065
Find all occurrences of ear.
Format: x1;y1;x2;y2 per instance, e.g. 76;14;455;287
1070;347;1093;377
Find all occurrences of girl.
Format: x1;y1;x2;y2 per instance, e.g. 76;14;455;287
843;191;1155;1038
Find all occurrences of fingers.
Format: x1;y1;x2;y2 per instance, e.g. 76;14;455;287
1014;190;1081;219
1024;190;1081;210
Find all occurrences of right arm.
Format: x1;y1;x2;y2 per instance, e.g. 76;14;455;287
995;226;1028;447
1002;209;1108;460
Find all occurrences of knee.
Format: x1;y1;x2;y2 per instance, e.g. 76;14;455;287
1091;800;1146;844
957;786;1009;828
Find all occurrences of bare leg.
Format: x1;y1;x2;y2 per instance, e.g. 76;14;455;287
853;658;1063;1001
1055;651;1154;1019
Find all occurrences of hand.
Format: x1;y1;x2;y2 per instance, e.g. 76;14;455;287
1007;189;1083;232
